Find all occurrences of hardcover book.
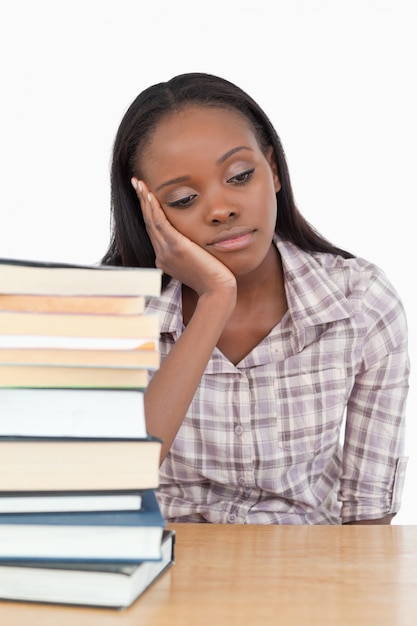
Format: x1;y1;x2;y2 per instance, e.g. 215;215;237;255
0;387;148;438
0;491;144;514
0;490;165;562
0;437;162;492
0;529;175;608
0;258;162;297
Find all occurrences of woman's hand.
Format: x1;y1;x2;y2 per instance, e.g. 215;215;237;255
131;178;236;298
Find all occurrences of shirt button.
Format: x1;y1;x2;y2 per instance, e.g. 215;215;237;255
227;513;237;523
238;476;247;487
234;425;243;436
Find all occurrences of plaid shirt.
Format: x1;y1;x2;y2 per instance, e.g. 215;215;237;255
146;236;409;524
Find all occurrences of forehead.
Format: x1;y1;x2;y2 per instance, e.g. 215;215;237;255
143;105;259;159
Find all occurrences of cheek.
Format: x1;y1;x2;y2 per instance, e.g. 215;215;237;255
163;210;201;244
260;184;278;231
269;199;278;229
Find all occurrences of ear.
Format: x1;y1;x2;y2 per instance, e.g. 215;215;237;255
266;146;281;193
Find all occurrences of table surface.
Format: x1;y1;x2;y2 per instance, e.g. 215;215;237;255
0;523;416;626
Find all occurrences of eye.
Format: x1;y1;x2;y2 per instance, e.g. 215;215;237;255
227;168;255;185
167;194;198;208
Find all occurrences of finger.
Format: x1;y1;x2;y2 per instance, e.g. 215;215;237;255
141;190;171;235
131;179;153;228
131;177;144;195
131;180;172;246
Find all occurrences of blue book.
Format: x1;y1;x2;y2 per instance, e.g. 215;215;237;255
0;490;165;562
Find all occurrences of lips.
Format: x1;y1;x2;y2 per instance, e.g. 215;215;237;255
208;227;255;246
207;227;256;252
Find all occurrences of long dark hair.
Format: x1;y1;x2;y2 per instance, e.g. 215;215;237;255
102;72;353;286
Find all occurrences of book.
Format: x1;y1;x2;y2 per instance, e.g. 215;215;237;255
0;492;144;513
0;529;175;608
0;258;162;297
0;364;150;388
0;388;148;438
0;310;159;345
0;344;159;368
0;437;161;491
0;490;165;562
0;293;146;315
0;336;158;350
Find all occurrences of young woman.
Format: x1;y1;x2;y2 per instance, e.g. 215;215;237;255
102;73;409;525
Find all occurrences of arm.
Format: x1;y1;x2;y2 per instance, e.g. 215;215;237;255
132;180;237;462
146;289;235;462
339;269;409;524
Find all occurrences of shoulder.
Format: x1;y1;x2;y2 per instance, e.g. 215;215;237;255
277;236;407;334
311;251;408;353
277;236;401;303
319;252;404;313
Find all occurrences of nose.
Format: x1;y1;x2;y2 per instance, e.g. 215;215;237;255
204;189;239;224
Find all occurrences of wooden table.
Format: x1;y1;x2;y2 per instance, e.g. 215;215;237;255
0;523;416;626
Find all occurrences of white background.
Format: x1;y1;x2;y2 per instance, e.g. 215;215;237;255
1;0;416;523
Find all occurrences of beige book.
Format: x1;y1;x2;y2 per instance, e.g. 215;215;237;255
0;439;161;491
0;364;149;388
0;294;146;315
0;346;159;369
0;310;159;339
0;258;162;297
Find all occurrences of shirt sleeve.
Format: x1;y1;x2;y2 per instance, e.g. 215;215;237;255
339;267;410;523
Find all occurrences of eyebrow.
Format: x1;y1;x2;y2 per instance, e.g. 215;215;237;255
216;145;253;165
155;146;253;192
156;175;191;192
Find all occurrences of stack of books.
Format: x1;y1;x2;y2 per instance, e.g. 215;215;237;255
0;257;175;609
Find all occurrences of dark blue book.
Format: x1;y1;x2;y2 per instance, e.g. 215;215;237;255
0;490;165;563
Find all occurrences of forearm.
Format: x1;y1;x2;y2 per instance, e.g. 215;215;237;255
343;513;395;525
341;340;408;527
144;288;236;463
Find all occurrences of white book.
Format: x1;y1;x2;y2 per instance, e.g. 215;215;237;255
0;492;143;513
0;530;175;609
0;387;147;438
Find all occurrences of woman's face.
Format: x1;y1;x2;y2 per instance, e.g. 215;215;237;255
137;105;281;278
